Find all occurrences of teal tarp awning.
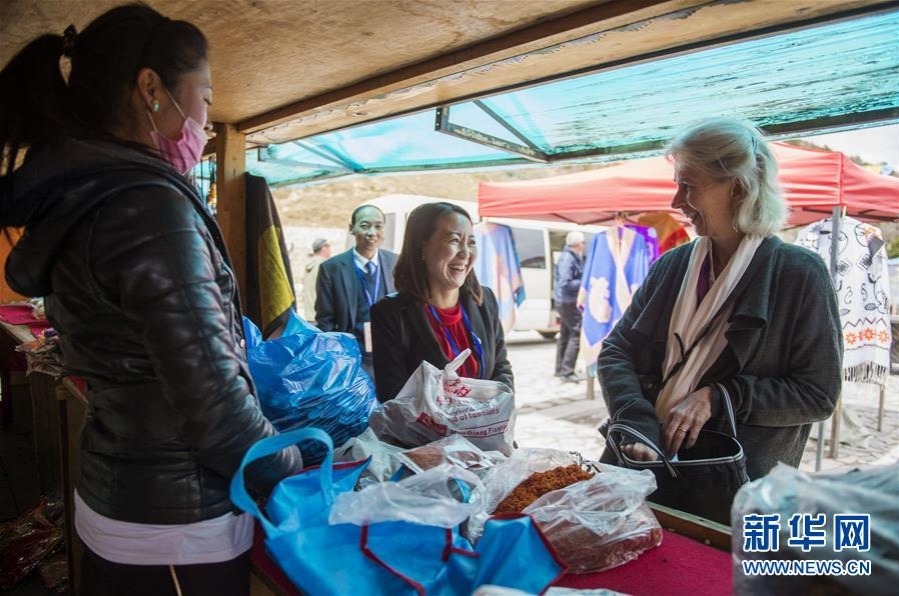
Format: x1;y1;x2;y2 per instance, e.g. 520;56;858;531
246;10;899;187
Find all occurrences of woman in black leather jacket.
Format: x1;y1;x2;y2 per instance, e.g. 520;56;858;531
0;5;301;594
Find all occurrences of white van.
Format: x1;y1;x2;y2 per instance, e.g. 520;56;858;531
355;195;605;338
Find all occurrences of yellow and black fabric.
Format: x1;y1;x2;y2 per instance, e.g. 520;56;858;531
245;174;295;338
0;229;25;303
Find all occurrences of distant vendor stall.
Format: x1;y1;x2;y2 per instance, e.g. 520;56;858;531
478;142;899;469
478;142;899;225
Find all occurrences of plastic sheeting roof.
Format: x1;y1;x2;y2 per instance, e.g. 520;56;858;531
245;111;518;185
247;10;899;187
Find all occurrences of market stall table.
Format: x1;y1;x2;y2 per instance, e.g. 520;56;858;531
248;503;732;595
0;305;89;595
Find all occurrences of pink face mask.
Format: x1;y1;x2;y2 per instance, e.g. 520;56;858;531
146;89;207;175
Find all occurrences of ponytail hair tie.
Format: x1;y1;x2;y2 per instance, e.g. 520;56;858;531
62;24;78;57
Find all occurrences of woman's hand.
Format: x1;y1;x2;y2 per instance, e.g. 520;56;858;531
662;386;713;456
621;442;659;462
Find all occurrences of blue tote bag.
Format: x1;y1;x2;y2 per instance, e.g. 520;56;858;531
231;427;566;595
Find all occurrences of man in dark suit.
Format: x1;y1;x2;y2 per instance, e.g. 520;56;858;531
315;204;397;378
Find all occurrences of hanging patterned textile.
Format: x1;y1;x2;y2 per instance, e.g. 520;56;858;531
626;223;660;263
636;212;690;256
245;174;296;338
579;226;650;368
795;217;892;385
473;222;526;334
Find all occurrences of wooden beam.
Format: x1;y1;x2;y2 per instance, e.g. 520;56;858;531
650;503;732;551
215;123;248;304
237;0;702;135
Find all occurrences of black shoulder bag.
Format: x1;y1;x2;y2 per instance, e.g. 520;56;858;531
605;383;749;525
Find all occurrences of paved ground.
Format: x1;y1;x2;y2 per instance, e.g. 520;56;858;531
506;333;899;474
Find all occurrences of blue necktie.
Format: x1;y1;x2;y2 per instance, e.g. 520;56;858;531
364;261;377;299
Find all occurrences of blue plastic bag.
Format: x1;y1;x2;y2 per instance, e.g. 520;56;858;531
243;312;376;463
231;427;567;596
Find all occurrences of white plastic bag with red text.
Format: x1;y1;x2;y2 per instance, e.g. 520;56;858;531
369;349;516;455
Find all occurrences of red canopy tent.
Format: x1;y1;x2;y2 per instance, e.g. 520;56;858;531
480;141;898;468
478;142;899;225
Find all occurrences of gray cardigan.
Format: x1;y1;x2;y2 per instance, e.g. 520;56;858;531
598;236;842;480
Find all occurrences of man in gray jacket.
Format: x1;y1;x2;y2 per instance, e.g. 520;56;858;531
554;231;586;383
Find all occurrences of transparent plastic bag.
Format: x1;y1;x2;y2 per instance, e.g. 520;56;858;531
398;434;502;476
469;448;578;539
469;448;661;573
333;428;406;488
368;349;516;455
733;463;899;596
523;469;661;573
329;463;485;529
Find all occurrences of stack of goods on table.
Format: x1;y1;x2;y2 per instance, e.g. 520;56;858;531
361;354;661;574
243;350;664;591
333;432;663;575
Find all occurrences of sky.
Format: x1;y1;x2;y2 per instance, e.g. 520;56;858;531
797;124;899;172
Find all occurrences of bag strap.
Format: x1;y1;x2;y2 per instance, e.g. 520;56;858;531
715;382;739;438
606;422;679;478
230;427;334;537
606;385;739;478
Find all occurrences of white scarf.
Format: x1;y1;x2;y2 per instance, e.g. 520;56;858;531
655;235;764;422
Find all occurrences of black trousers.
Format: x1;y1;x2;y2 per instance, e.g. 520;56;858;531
81;543;251;596
555;301;582;376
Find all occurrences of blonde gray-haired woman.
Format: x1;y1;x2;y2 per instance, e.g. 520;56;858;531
598;117;841;520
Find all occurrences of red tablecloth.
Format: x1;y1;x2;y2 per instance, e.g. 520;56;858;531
0;304;87;392
251;525;731;595
0;304;52;338
554;530;732;595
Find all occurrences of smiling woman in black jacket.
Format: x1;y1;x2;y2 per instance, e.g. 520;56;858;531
371;202;514;402
0;5;300;595
597;118;841;523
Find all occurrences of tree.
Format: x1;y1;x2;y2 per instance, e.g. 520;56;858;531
888;236;899;260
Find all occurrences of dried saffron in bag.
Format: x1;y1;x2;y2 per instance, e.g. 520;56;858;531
494;464;594;513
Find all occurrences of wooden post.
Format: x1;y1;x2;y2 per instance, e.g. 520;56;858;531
828;206;841;460
215;123;248;303
57;381;88;596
